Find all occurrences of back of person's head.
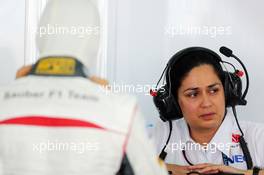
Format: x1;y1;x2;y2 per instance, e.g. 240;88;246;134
168;50;225;100
36;0;100;69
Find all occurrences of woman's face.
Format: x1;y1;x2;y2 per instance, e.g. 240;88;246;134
177;64;225;131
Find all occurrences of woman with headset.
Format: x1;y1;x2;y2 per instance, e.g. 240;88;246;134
152;47;264;175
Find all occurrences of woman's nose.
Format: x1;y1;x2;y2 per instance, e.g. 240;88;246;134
200;93;213;108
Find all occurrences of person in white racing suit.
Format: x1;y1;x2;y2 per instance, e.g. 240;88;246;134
0;0;168;174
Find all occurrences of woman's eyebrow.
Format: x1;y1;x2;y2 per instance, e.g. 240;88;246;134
208;83;221;88
183;83;221;92
183;87;198;93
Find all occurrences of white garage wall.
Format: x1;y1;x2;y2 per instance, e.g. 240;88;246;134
0;0;25;85
111;0;168;128
24;0;47;65
111;0;264;125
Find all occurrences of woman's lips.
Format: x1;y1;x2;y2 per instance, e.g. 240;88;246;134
199;113;215;120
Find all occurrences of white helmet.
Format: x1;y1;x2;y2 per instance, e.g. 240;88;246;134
36;0;100;70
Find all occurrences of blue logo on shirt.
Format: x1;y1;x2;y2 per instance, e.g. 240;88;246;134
223;154;245;165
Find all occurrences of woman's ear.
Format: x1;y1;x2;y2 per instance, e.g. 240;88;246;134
16;65;32;79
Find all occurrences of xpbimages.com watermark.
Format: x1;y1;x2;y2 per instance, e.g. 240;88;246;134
98;83;166;96
165;141;232;154
165;25;232;38
33;140;100;154
35;24;100;38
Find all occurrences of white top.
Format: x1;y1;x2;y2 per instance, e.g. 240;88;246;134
153;109;264;169
0;76;168;175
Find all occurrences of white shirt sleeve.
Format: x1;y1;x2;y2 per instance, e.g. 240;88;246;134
243;121;264;168
125;106;168;175
152;118;170;156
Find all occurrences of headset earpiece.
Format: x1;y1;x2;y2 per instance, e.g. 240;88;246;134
153;85;182;121
224;71;246;106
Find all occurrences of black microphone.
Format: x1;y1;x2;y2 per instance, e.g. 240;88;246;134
220;46;233;57
219;46;249;100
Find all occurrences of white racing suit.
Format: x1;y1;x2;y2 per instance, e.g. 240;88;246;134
0;75;168;175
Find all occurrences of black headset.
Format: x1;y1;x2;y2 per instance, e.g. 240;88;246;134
152;47;248;122
151;46;253;169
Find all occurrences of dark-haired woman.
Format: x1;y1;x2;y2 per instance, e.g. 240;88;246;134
153;48;264;175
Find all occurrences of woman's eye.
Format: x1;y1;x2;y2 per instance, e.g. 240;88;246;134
209;88;219;94
186;92;198;98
